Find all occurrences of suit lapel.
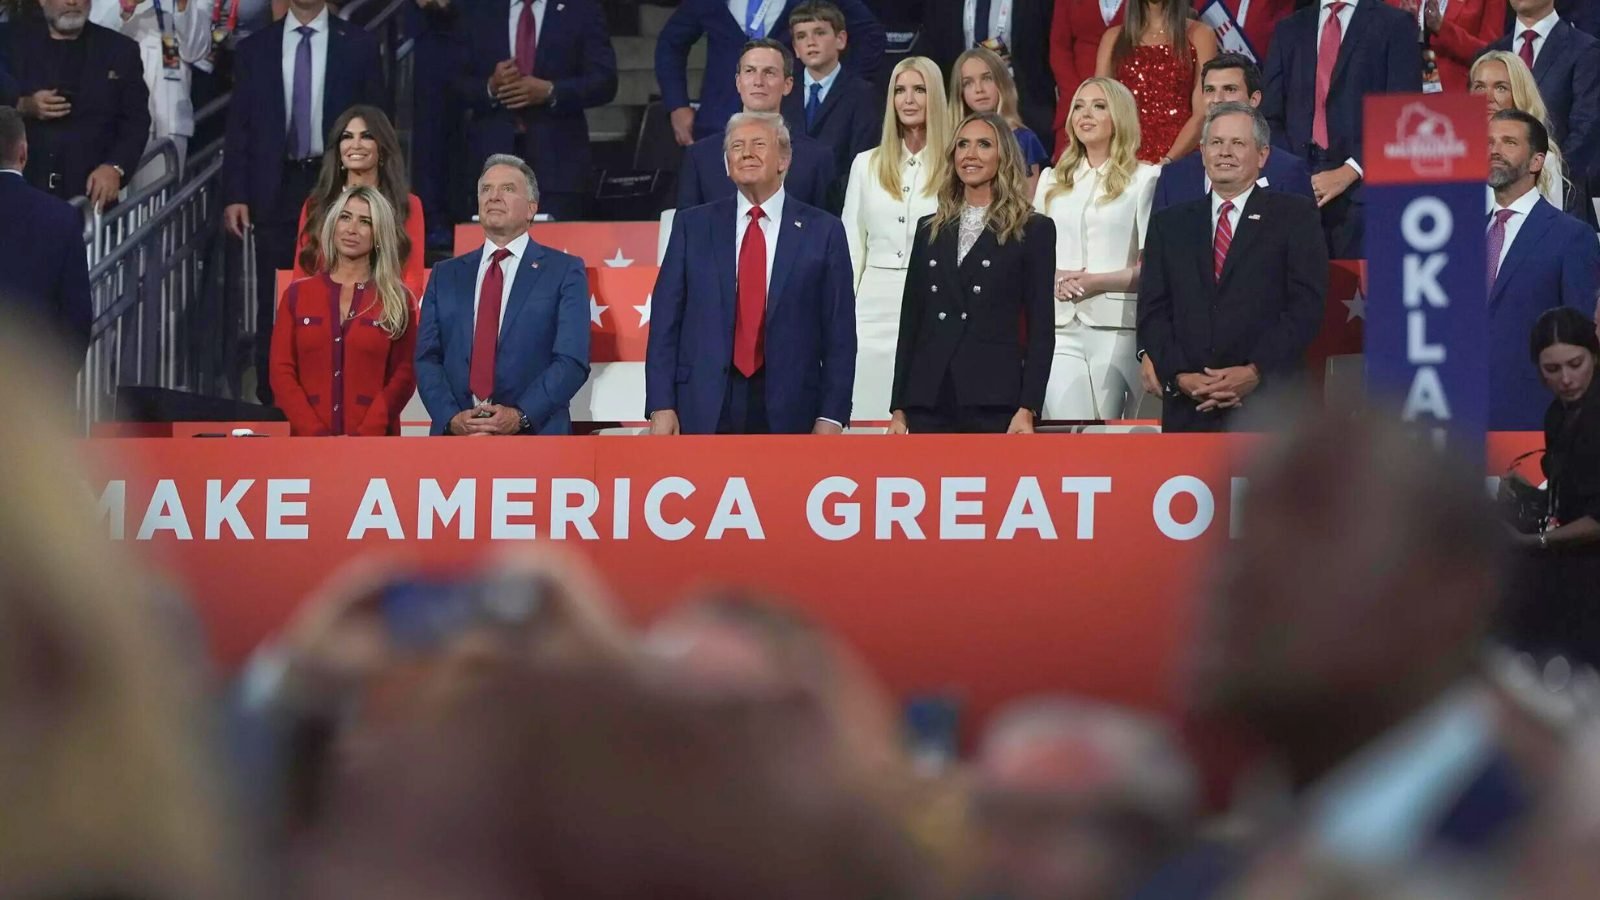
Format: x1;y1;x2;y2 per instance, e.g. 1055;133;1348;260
1491;201;1553;305
266;19;289;140
500;240;556;339
806;77;848;135
455;249;485;373
535;0;566;77
1218;191;1267;286
712;199;738;325
1534;22;1569;81
766;206;804;317
324;20;345;135
1329;1;1374;91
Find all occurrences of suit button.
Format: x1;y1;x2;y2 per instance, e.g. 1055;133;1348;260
896;251;903;257
931;285;938;293
903;186;910;193
938;312;947;320
981;259;990;267
929;259;937;267
897;216;905;223
334;336;342;343
973;285;982;294
961;312;968;320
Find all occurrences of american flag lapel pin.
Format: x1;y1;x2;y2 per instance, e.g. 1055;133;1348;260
557;2;564;9
795;220;803;228
1247;214;1261;220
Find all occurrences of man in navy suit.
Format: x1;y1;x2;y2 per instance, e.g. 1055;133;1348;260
1153;53;1314;212
656;0;885;145
452;0;618;221
0;108;91;365
9;0;150;207
1262;0;1421;258
1487;0;1600;222
221;0;385;404
648;112;856;435
415;155;590;436
678;39;838;211
410;0;463;249
1485;110;1598;431
780;1;881;208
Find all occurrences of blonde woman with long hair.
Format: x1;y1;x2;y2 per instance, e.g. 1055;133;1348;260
950;46;1051;192
1471;51;1568;211
889;113;1056;434
270;185;419;435
1034;77;1160;420
839;56;950;420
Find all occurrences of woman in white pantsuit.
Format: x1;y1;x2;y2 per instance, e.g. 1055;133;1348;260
840;56;950;421
1033;77;1158;422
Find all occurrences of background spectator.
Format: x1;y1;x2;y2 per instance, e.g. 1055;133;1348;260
294;105;425;298
1390;0;1501;92
0;106;90;368
1472;51;1570;212
949;46;1048;190
1190;0;1296;63
222;0;385;405
271;185;418;436
839;55;947;421
889;112;1054;435
452;0;617;222
1050;0;1124;163
88;0;214;182
655;0;885;146
415;154;590;436
916;0;1055;159
1034;76;1157;422
780;1;881;207
10;0;150;206
408;0;458;251
677;38;838;211
1485;109;1598;431
1097;0;1218;166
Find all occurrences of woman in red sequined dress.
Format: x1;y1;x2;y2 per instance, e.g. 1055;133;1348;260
1094;0;1217;166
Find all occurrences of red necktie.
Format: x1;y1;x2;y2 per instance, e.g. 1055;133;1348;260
1519;29;1537;70
1214;199;1235;281
733;206;767;377
1312;1;1347;149
515;0;538;76
471;247;512;401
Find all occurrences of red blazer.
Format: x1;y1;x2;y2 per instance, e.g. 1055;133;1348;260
296;192;428;301
1384;0;1502;92
269;274;419;436
1052;0;1124;160
1190;0;1297;68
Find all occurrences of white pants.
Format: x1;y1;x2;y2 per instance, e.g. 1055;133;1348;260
1042;320;1138;421
853;265;907;421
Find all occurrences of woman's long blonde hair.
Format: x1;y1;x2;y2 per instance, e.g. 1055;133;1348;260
1046;77;1143;206
874;56;950;198
928;113;1035;246
949;47;1023;129
319;185;412;339
1472;51;1569;202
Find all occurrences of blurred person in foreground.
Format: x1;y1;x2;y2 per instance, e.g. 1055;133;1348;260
968;697;1198;900
0;329;241;900
270;185;418;436
1140;410;1532;898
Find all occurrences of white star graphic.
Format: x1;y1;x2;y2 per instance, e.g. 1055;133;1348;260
1342;288;1366;323
635;293;652;327
589;295;609;327
604;248;634;268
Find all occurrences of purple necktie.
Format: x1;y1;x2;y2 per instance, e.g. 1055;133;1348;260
1486;208;1515;288
289;25;314;159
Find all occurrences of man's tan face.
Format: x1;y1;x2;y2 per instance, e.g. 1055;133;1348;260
1201;113;1267;193
1201;68;1260;109
725;122;788;194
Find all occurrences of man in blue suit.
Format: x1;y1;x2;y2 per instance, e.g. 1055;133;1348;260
1486;110;1599;431
416;155;590;436
221;0;385;404
1153;53;1314;212
656;0;885;145
0;108;91;366
452;0;618;221
779;1;882;208
1262;0;1421;259
1486;0;1600;223
678;39;838;212
648;112;855;435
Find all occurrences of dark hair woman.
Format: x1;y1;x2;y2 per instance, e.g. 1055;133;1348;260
295;105;427;299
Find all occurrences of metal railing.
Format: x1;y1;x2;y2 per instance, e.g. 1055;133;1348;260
71;139;185;269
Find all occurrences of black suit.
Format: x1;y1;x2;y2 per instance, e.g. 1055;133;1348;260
8;19;150;201
780;73;882;211
891;213;1056;431
0;171;91;364
1136;189;1327;433
915;0;1056;158
1485;19;1600;218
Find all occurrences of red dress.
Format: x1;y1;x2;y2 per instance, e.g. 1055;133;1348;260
269;274;419;436
1116;43;1196;164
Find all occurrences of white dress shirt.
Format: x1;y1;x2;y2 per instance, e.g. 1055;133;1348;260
471;232;531;402
281;6;329;156
1513;10;1560;66
1488;184;1542;274
964;0;1012;48
841;144;938;285
803;63;842;108
89;0;214;142
507;0;547;61
728;0;784;38
1316;0;1363;178
1212;183;1256;234
734;186;785;296
1033;159;1160;329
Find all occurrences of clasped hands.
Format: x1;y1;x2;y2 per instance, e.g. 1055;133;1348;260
1053;269;1109;302
1176;365;1260;413
449;403;524;436
489;60;553;111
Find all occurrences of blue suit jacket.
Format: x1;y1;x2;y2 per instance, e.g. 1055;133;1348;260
0;22;16;105
780;73;882;208
646;195;856;433
1151;149;1315;212
0;172;91;361
654;0;886;141
1263;1;1420;167
222;17;385;213
676;131;838;211
414;240;592;435
452;0;618;195
1489;196;1599;430
1487;20;1600;186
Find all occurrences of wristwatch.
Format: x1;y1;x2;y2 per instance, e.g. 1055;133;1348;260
1539;532;1549;551
110;164;126;180
518;412;532;432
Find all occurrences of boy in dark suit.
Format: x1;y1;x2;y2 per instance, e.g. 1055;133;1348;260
781;1;881;207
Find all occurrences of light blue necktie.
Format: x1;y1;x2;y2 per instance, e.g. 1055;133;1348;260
744;0;766;38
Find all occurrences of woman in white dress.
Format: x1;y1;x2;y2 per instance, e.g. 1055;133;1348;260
1032;76;1159;421
839;56;950;421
